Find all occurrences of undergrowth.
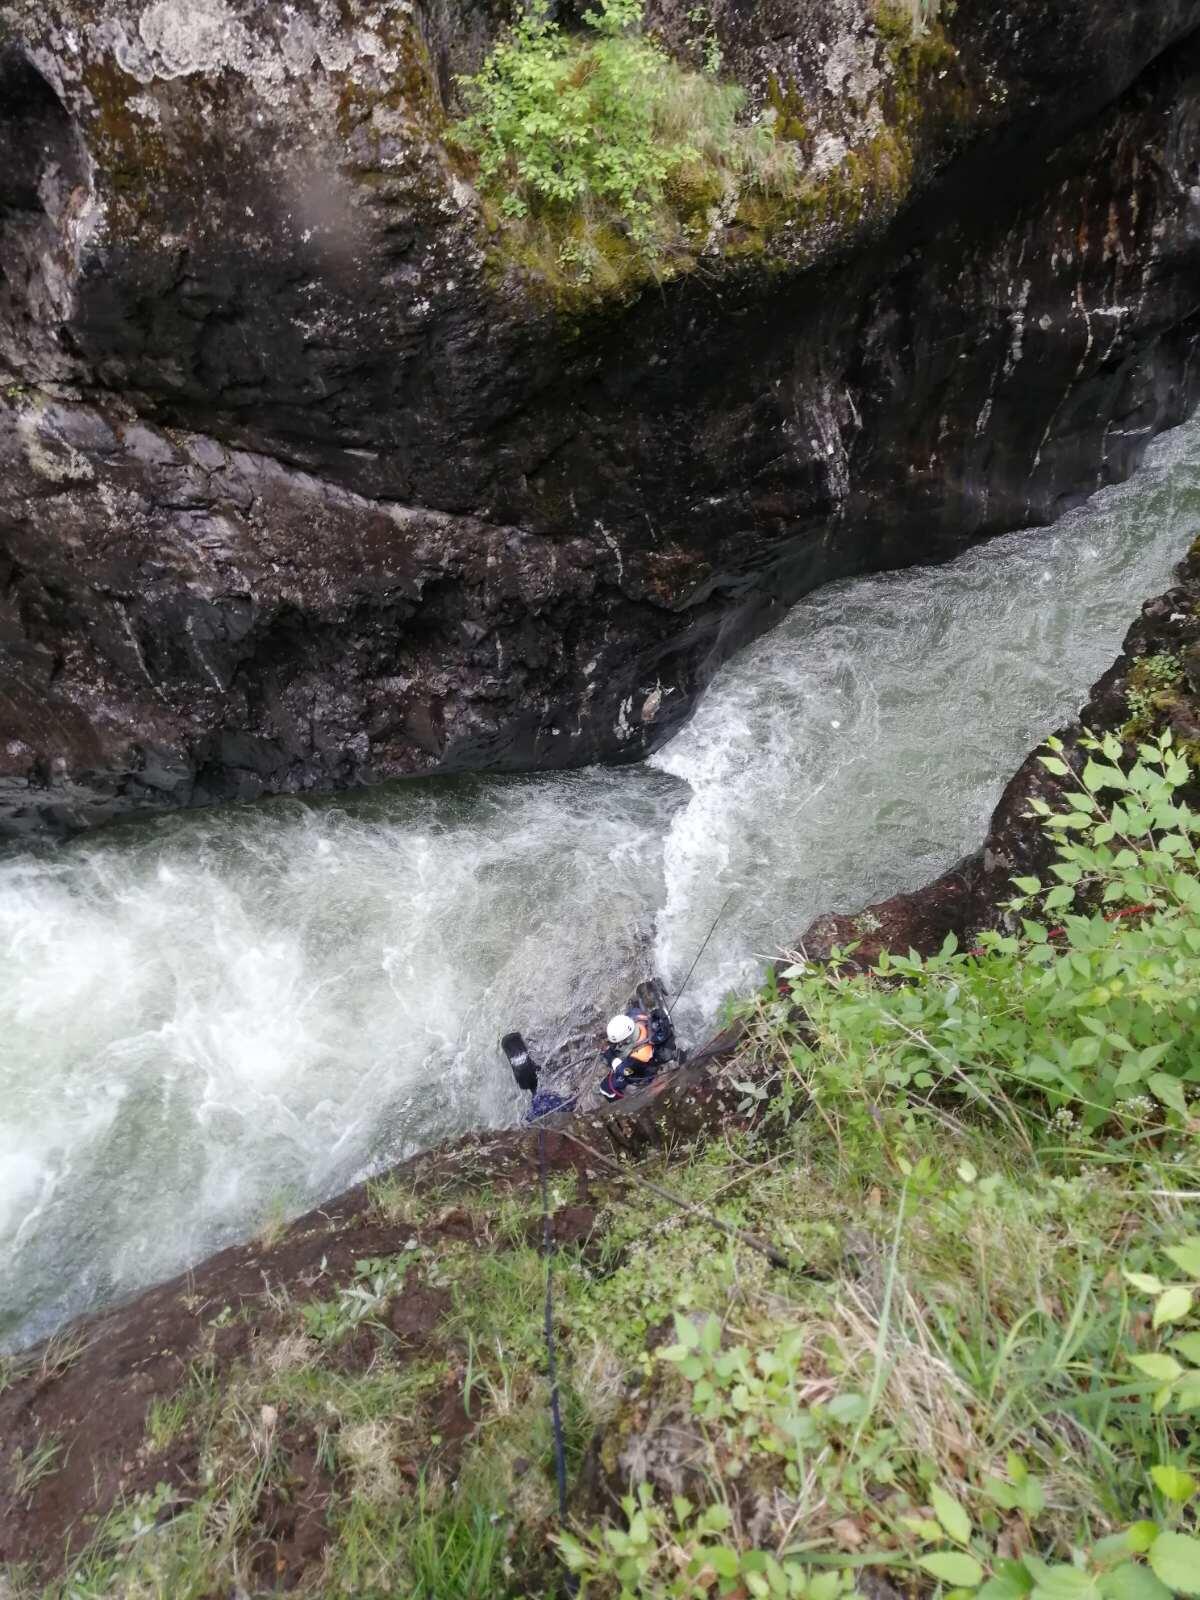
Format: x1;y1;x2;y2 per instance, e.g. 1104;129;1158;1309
450;0;796;293
558;730;1200;1597
9;736;1200;1600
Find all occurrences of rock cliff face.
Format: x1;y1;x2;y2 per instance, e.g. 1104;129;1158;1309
3;0;1200;836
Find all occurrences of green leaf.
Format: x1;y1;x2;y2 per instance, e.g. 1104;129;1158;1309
931;1485;972;1546
826;1391;867;1423
1039;756;1070;776
1150;1465;1196;1503
1031;1565;1101;1600
673;1313;700;1348
708;1544;740;1579
1169;1333;1200;1364
1116;1058;1149;1090
556;1531;589;1570
1148;1074;1189;1117
904;1517;950;1542
982;1477;1018;1510
1130;1355;1184;1382
1098;1566;1173;1600
1019;1477;1046;1516
1154;1286;1194;1328
919;1552;985;1588
1125;1272;1165;1295
1149;1532;1200;1596
1127;1525;1161;1556
1091;1532;1135;1566
1164;1240;1200;1280
979;1566;1035;1600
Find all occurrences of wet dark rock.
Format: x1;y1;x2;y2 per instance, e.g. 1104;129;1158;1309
3;1;1200;836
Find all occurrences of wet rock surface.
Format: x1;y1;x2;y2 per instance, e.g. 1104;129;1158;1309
2;1;1200;835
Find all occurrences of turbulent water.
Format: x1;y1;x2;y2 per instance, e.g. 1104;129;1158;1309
4;418;1200;1349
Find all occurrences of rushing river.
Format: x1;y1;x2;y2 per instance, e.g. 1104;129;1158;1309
4;419;1200;1349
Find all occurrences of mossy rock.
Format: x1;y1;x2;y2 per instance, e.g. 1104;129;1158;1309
765;73;811;146
663;161;726;217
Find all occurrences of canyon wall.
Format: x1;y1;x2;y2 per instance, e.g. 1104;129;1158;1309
3;0;1200;835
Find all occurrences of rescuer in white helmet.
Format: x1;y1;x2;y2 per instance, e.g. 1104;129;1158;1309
598;1003;676;1102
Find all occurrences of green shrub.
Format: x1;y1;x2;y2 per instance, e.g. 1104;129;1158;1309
451;0;793;285
773;731;1200;1133
455;0;694;234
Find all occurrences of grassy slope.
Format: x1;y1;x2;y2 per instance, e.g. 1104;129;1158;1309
5;1032;1197;1597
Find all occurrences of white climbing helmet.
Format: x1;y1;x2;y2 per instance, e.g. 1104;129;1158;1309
606;1013;637;1045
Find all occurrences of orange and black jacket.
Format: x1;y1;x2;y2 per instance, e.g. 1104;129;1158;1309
602;1009;673;1078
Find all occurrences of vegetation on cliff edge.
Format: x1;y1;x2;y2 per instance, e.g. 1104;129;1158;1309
450;0;797;295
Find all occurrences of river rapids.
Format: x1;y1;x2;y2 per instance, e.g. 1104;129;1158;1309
4;418;1200;1350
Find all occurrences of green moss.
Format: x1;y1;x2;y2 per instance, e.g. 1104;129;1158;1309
765;73;810;146
872;0;918;41
663;160;727;218
480;201;662;313
883;14;971;134
1120;651;1189;741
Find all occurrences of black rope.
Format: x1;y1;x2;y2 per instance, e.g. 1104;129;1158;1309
539;1127;570;1522
667;889;735;1019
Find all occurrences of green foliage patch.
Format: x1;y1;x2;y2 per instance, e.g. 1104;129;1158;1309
451;0;794;290
558;735;1200;1597
1124;654;1187;738
772;730;1200;1134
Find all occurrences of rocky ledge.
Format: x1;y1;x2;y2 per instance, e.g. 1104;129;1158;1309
3;0;1200;836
